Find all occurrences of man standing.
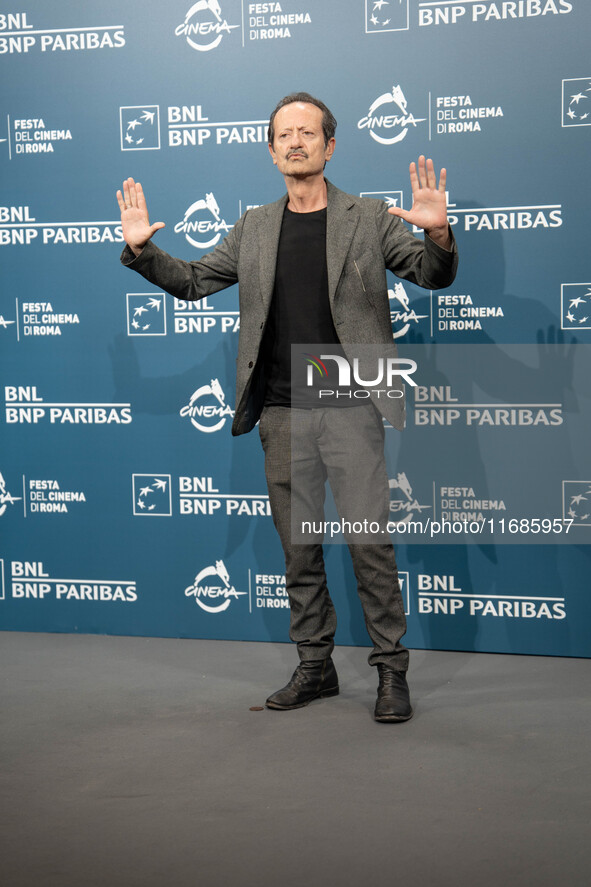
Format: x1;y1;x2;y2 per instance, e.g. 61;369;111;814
117;92;457;722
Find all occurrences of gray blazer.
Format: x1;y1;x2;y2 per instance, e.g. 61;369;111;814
122;180;458;435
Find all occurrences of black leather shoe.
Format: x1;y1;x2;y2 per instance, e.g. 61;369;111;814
374;665;413;722
265;659;339;710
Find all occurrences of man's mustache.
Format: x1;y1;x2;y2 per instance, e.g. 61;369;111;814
287;149;308;159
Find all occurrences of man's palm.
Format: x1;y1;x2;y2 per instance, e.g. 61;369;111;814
116;178;165;254
387;156;450;248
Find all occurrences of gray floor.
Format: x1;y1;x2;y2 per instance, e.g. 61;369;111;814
1;632;589;887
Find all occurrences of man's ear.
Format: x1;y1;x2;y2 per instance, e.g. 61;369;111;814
268;143;277;165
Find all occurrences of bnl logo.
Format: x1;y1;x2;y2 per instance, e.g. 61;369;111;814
561;284;591;331
126;293;167;336
132;475;172;516
120;106;161;150
365;0;409;33
562;481;591;526
562;79;591;127
398;571;410;615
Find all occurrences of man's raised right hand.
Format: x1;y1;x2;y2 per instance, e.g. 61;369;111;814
116;177;165;256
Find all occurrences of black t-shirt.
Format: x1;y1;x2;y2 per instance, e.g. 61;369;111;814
261;205;342;407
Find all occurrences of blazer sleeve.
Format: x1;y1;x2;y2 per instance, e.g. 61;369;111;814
119;212;245;302
374;200;458;291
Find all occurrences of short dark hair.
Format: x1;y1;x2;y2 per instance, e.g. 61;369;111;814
268;92;337;148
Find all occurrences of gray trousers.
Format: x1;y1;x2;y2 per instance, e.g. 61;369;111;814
258;404;409;671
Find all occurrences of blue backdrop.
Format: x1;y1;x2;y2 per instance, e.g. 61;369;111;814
1;0;590;657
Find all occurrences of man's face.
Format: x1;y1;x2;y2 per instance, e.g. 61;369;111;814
268;102;335;179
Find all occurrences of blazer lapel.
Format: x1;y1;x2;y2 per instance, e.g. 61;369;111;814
326;180;360;311
258;193;287;315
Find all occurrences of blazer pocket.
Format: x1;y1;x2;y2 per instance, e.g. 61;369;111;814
346;257;373;298
353;259;367;292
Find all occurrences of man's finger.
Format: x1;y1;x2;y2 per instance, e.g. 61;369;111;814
127;178;138;208
116;190;126;212
409;161;419;194
425;157;437;190
388;207;410;222
136;181;146;212
417;155;427;189
438;167;447;192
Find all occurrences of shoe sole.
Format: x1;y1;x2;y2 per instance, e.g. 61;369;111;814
374;708;414;723
265;686;339;711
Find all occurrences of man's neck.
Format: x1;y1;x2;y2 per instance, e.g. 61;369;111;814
285;174;327;213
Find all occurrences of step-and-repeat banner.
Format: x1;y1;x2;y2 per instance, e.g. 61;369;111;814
2;0;590;657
